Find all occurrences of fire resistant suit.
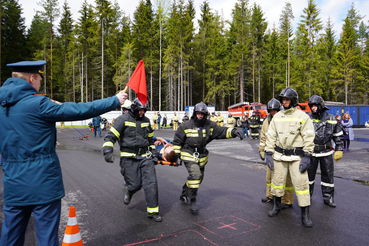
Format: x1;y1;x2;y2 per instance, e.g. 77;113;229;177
249;113;261;139
227;114;236;128
102;99;160;219
217;113;224;126
172;114;179;131
265;106;314;206
260;114;294;205
307;96;344;207
173;102;243;214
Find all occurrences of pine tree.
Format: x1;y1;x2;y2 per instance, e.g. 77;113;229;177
229;0;251;102
251;3;267;103
299;0;322;98
278;2;294;90
37;0;60;98
0;0;28;83
195;1;212;100
57;1;74;101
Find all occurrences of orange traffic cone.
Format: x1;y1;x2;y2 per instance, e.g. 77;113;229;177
62;206;83;246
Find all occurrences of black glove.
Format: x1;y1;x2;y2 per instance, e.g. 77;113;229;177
231;129;244;140
299;152;311;173
151;149;159;164
259;151;265;161
104;152;114;163
265;152;274;171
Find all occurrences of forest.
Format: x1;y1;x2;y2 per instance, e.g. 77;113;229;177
1;0;368;111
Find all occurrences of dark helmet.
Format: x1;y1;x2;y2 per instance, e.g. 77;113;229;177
130;98;148;113
228;113;232;117
308;95;329;111
267;98;281;113
192;101;209;118
279;87;298;107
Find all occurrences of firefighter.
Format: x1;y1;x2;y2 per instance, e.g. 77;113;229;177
227;113;236;128
259;98;293;208
152;112;158;130
102;98;162;222
173;102;243;215
210;112;217;122
264;87;315;228
172;112;179;131
217;112;224;126
182;113;190;123
249;110;261;139
307;95;344;207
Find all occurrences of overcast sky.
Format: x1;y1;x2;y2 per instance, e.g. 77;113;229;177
17;0;369;37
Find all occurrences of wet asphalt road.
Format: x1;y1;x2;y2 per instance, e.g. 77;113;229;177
1;127;369;245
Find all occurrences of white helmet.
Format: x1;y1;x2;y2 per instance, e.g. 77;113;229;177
121;99;132;110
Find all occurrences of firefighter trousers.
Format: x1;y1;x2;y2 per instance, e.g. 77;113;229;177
250;127;259;139
271;159;310;207
181;160;205;199
121;157;159;215
308;155;334;203
266;166;294;205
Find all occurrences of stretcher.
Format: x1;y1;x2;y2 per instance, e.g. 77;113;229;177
73;128;89;140
157;159;181;166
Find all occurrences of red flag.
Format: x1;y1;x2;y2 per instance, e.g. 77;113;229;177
126;60;147;105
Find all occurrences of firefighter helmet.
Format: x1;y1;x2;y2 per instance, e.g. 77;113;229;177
267;98;281;113
308;95;329;111
279;87;298;107
192;101;208;118
121;99;132;110
130;98;148;113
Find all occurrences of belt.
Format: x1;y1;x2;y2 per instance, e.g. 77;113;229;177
184;144;206;154
314;144;331;152
274;146;304;156
122;147;149;155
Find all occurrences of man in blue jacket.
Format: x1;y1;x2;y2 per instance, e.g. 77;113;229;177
92;115;103;137
0;60;127;246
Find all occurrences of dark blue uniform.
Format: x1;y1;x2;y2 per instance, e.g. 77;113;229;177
0;76;120;245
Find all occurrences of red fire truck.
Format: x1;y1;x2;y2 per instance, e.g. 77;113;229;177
297;102;311;114
228;102;268;127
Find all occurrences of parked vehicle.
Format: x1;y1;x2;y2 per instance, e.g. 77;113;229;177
228;102;267;127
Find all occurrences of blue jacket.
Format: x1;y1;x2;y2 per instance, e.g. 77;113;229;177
341;118;354;141
92;115;102;126
153;136;172;160
0;77;120;206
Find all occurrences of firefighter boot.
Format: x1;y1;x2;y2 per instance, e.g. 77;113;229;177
268;196;281;217
309;183;314;198
261;197;273;203
324;196;336;208
124;190;133;205
301;206;313;228
148;213;162;222
190;198;198;215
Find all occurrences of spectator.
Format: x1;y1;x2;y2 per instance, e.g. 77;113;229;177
157;112;162;129
92;115;103;137
162;114;168;128
341;112;354;151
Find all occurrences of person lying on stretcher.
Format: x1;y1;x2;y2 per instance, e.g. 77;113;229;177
153;136;180;166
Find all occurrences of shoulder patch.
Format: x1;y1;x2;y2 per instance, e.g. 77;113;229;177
50;99;62;105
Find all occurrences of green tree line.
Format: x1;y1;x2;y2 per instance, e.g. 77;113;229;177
1;0;368;110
